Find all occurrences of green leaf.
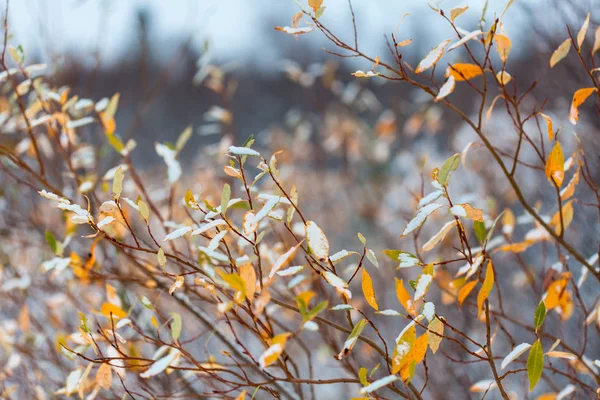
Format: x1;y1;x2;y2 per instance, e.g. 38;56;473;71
45;231;57;254
409;280;417;290
315;6;326;18
527;339;544;391
170;312;182;342
348;319;368;342
78;312;90;333
533;301;546;332
175;125;193;153
473;221;486;243
369;363;380;377
359;367;369;386
107;133;125;153
305;300;328;321
438;153;460;186
221;183;231;216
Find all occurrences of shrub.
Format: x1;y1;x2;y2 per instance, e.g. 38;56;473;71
1;1;599;399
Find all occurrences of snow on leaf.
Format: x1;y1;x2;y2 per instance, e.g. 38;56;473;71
402;203;444;236
305;221;329;261
163;226;192;242
359;375;399;394
448;30;483;51
38;189;69;203
191;220;227;236
501;343;532;369
415;39;451;74
337;319;368;360
450;204;483;221
414;272;433;302
435;76;455;102
155;143;182;183
276;265;304;276
269;242;302;279
227;146;261;156
140;348;180;378
470;380;497;392
274;26;313;35
417;190;444;208
422;302;435;321
422;220;457;252
331;304;354;311
352;70;380;78
96;216;115;230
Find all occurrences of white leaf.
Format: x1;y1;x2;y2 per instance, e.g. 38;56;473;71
422;302;435;321
500;343;531;370
414;273;433;301
155;143;182;183
306;221;329;262
470;380;497;392
402;203;444;236
422;220;457;252
448;30;483;51
97;216;115;229
140;349;180;378
191;220;227;236
228;146;260;156
415;39;451;74
359;375;399;394
163;226;192;242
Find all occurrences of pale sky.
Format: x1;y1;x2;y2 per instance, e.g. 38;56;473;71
9;0;531;69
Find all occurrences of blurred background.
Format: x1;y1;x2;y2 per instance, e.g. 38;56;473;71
3;0;600;398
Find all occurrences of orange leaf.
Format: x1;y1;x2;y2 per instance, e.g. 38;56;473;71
96;363;112;390
477;261;495;316
100;302;127;319
545;141;564;187
362;269;379;311
446;63;483;81
458;280;478;306
539;113;554;141
308;0;323;12
395;278;416;316
569;87;597;125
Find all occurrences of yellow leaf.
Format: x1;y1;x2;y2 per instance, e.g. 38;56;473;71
545;141;564;187
427;317;444;354
308;0;322;12
577;12;590;48
593;26;600;55
259;333;290;369
96;363;112;390
410;333;429;364
445;63;483;81
536;394;557;400
569;87;597;125
560;169;579;200
395;278;416;316
112;167;124;199
550;200;574;235
539;113;554;141
137;198;150;221
100;302;127;319
498;241;533;254
458;280;477;306
550;39;570;68
477;261;495;316
496;71;512;85
450;6;468;22
502;208;515;237
239;264;257;303
494;34;512;63
362;269;378;311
